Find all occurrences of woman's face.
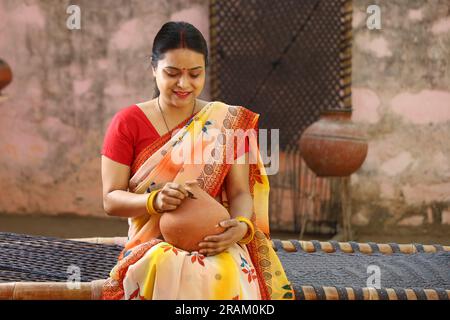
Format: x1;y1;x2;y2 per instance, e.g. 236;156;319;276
152;48;206;107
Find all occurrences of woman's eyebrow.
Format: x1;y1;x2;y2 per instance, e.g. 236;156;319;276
165;66;203;71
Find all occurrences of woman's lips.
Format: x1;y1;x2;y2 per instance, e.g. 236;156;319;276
174;91;191;99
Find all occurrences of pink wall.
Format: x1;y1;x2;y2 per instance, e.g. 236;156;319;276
350;1;450;233
1;1;449;239
0;0;209;217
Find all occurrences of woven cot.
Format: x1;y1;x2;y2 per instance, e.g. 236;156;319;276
0;232;448;300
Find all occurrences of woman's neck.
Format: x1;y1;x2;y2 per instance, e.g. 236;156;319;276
156;96;197;122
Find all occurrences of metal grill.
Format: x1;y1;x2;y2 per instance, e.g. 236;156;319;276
210;0;353;235
210;0;352;150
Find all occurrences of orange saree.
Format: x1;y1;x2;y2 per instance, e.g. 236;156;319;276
101;101;295;300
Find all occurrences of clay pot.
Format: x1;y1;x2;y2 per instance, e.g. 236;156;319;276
159;181;229;252
0;59;13;92
299;108;368;177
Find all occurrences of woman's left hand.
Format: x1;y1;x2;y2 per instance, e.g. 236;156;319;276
198;219;248;256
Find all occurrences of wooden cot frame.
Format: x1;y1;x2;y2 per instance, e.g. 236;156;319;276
0;237;449;300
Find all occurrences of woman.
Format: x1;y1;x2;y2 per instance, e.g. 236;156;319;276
101;21;294;300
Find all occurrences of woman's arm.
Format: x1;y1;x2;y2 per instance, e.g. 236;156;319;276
102;156;189;218
225;161;253;222
198;159;253;256
102;155;149;218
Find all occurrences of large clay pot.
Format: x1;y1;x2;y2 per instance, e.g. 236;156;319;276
0;59;13;92
299;108;368;177
159;181;230;252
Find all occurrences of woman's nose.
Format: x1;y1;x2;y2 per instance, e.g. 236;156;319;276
177;70;189;88
177;74;189;88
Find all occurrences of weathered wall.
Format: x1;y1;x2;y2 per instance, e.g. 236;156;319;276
1;0;449;241
0;0;209;217
351;0;450;236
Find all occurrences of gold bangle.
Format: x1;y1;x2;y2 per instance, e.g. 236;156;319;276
146;189;162;216
235;216;255;245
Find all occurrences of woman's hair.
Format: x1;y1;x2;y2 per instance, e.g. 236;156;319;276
151;21;209;98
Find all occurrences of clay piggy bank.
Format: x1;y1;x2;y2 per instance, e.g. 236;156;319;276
159;181;230;252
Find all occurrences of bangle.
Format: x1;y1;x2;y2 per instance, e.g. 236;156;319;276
146;189;162;216
235;216;255;245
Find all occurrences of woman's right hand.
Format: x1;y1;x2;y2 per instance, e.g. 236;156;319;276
154;182;190;212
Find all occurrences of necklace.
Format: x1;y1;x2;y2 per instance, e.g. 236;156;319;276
157;96;196;133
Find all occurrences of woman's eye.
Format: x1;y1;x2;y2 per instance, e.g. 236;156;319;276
165;72;200;78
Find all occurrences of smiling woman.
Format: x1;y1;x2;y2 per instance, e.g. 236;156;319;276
100;21;294;300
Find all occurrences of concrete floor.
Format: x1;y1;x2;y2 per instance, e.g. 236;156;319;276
0;213;449;245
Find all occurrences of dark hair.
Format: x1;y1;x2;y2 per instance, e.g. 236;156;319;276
151;21;209;98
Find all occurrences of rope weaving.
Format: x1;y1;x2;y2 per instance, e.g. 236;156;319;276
0;233;448;300
0;233;122;282
273;239;450;300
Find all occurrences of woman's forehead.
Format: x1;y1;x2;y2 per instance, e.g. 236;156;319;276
160;48;205;68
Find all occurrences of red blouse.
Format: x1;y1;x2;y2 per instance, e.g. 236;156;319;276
102;105;160;166
102;105;250;167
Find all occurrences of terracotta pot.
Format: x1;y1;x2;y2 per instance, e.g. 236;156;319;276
159;181;229;252
0;59;13;92
299;108;368;177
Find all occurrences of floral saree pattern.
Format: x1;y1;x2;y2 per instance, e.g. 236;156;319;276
101;101;295;300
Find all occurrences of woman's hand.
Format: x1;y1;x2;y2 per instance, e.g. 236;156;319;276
198;219;248;256
154;182;190;212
